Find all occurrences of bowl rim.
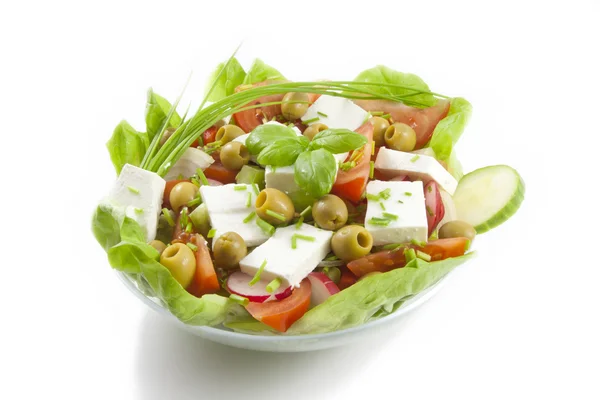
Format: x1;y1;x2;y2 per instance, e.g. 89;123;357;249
117;265;455;342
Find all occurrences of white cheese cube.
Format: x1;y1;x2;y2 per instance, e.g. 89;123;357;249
265;165;297;194
264;120;302;136
365;180;428;246
199;183;269;247
301;95;369;131
164;147;214;181
374;147;458;195
239;224;333;288
103;164;166;242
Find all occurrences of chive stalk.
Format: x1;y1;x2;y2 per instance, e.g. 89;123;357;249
416;250;432;262
248;259;267;286
229;294;249;306
266;278;281;293
186;242;198;251
162;208;175;227
127;186;140;194
256;217;275;236
265;209;286;222
303;117;320;124
369;161;374;179
243;211;256;223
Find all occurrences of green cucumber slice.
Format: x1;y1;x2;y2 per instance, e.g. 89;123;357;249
453;165;525;234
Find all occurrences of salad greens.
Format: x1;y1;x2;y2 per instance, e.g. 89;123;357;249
242;59;285;85
429;97;472;164
204;57;246;102
145;89;182;141
294;149;338;198
106;120;149;175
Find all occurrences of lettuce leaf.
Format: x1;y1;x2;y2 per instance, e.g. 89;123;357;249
242;59;285;85
92;205;121;252
106;120;149;175
287;253;474;335
204;57;247;102
145;89;182;141
354;65;435;107
428;97;472;163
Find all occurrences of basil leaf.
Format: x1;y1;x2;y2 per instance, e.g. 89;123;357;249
294;149;337;198
204;57;246;102
308;129;368;153
246;123;298;155
106;120;149;175
145;89;182;141
428;97;472;162
354;65;435;107
257;137;308;167
242;59;285;85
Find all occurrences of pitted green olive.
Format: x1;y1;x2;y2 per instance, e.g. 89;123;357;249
282;92;309;121
312;195;348;231
303;123;328;141
160;243;196;288
170;182;198;212
215;124;245;144
384;122;417;151
255;188;295;225
331;225;373;262
213;232;247;269
220;141;250;170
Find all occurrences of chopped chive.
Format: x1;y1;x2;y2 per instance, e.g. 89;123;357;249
371;141;375;155
294;233;316;242
426;206;434;216
404;248;417;263
317;111;328;118
248;259;268;286
366;193;380;202
378;188;391;200
266;278;282;293
370;217;389;222
404;192;412;196
411;239;427;247
300;205;312;218
252;183;260;196
382;212;398;220
186;242;198;252
178;174;185;180
295;216;304;229
368;217;390;226
243;211;256;223
185;222;193;233
234;185;247;191
180;207;189;228
191;177;201;187
416;250;432;262
339;161;356;171
324;254;339;261
127;186;140;194
397;199;404;204
371;111;384;116
207;228;216;238
427;185;433;193
256;217;275;236
303;117;320;124
196;168;209;186
187;197;202;208
291;235;297;249
246;192;252;208
369;161;374;179
381;113;391;119
229;293;249;306
410;155;420;163
265;209;286;222
162;208;175;227
382;243;403;251
134;207;144;214
350;149;364;162
379;201;386;210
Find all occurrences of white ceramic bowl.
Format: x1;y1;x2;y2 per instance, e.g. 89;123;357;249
118;268;455;352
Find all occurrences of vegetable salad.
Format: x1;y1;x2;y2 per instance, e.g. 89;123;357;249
93;54;524;334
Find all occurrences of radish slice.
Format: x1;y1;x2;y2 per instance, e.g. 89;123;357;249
207;179;223;186
390;175;410;182
226;271;292;303
435;190;457;232
307;272;340;306
424;181;445;236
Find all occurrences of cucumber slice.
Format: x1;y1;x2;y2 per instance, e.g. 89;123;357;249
453;165;525;234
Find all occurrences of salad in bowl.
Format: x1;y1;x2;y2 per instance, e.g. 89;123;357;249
92;53;524;336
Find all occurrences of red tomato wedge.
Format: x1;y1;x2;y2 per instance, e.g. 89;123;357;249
245;279;312;332
347;237;469;277
203;162;238;184
331;122;374;203
162;179;188;209
338;267;358;290
187;234;220;297
354;99;450;149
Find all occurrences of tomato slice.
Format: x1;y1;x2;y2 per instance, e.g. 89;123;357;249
232;81;285;133
203;162;238;184
245;279;311;332
347;237;469;277
338;267;358;290
187;234;220;297
162;179;188;209
331;122;374;203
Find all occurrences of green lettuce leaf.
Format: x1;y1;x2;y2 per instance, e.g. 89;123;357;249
447;150;464;180
204;57;247;102
354;65;435;107
287;253;474;334
145;89;182;141
92;205;121;252
242;59;285;85
106;120;149;175
107;217;159;274
428;97;472;163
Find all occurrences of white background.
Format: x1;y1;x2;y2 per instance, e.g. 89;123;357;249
1;1;599;399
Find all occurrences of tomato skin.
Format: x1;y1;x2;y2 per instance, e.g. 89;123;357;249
338;267;358;290
203;162;238;184
245;279;312;332
187;234;220;297
163;179;189;209
347;237;469;277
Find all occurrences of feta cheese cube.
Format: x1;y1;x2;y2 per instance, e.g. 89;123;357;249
239;224;333;288
164;147;214;181
102;164;166;242
301;95;369;131
365;180;428;246
374;147;458;195
199;183;269;247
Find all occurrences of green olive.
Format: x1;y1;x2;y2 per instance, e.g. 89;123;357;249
438;220;476;241
170;182;199;212
159;127;177;146
215;124;245;144
220;141;249;170
331;225;373;262
384;122;417;151
160;243;196;288
312;195;348;231
213;232;247;269
369;117;390;147
358;271;382;281
149;240;167;256
303;123;328;141
255;188;295;225
281;92;309;121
